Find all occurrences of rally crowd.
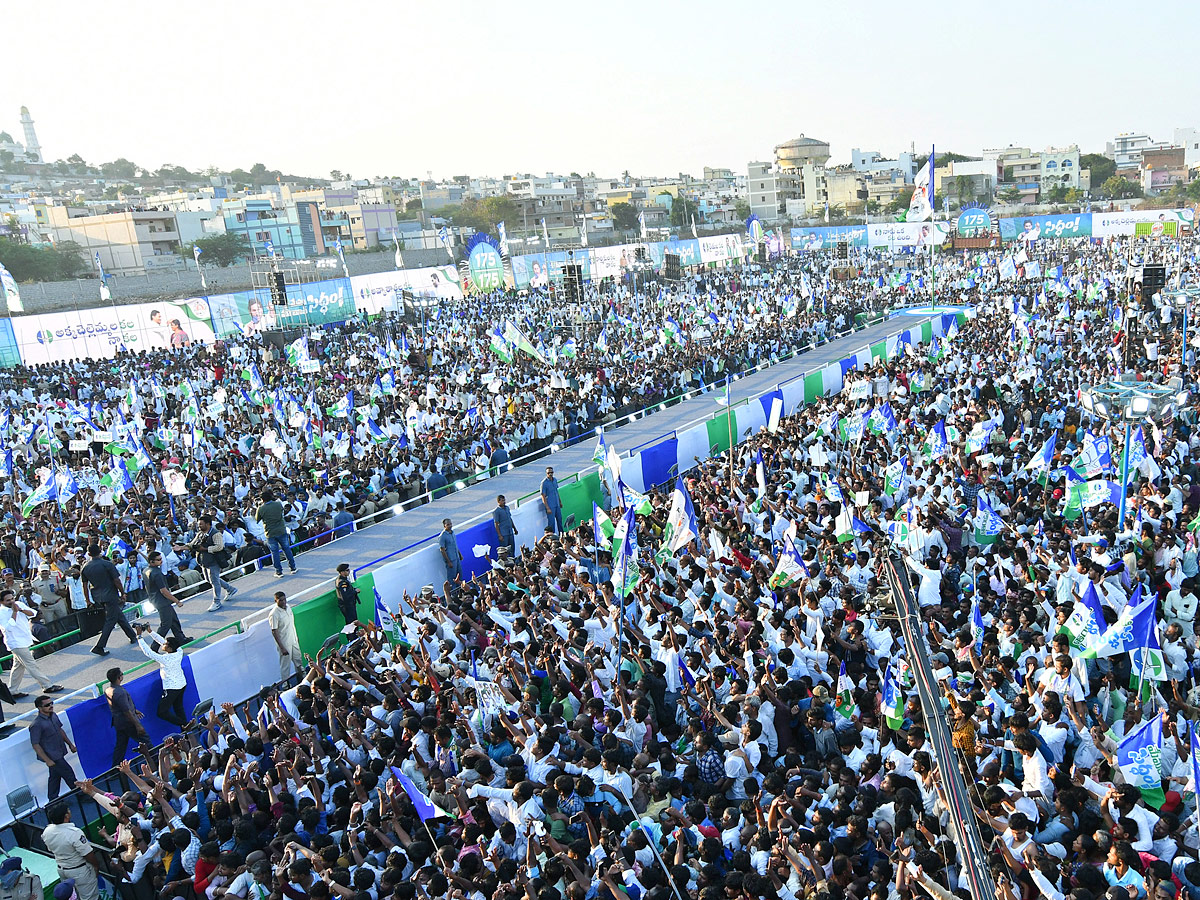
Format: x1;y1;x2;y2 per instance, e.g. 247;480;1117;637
19;232;1200;900
0;258;874;675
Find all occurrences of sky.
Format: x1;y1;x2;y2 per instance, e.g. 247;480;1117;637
8;0;1199;182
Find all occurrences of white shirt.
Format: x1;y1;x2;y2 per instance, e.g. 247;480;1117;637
138;637;187;690
0;602;37;649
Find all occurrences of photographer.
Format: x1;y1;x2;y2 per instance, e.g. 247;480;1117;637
134;622;188;729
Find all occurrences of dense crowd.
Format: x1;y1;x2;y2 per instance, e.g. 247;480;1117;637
22;232;1200;900
0;261;877;667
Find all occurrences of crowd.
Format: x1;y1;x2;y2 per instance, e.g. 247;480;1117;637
0;258;880;673
19;231;1200;900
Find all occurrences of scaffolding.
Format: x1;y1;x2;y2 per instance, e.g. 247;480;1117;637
248;254;332;330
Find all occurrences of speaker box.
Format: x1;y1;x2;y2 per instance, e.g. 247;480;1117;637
269;271;287;306
563;264;583;304
664;253;681;281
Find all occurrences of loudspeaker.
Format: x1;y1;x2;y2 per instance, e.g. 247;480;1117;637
837;242;849;260
1142;264;1167;299
563;264;583;304
664;253;680;281
634;246;648;262
756;244;766;265
269;271;287;306
400;290;416;325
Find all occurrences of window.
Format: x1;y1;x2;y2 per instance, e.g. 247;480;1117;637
1062;159;1073;168
1044;160;1058;169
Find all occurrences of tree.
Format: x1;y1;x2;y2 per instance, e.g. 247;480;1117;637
610;202;639;232
405;198;422;212
191;232;250;267
1101;176;1142;200
997;187;1022;204
330;169;343;181
100;158;138;179
734;200;750;221
1044;185;1069;204
669;196;700;228
1080;153;1115;189
954;175;972;205
0;239;87;281
886;187;915;214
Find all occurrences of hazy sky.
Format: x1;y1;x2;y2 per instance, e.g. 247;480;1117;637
8;1;1198;181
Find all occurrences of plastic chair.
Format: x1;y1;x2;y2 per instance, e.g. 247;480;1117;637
6;785;35;820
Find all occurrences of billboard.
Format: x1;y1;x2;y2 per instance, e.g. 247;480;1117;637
1134;220;1178;237
866;222;950;248
790;226;869;250
350;266;464;315
698;234;745;263
12;298;218;365
999;214;1090;242
955;207;993;236
1092;208;1193;238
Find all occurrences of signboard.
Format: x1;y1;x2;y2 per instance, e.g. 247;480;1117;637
866;222;950;248
466;237;504;293
956;207;992;236
698;234;744;263
12;299;218;365
999;214;1090;242
847;381;871;401
791;226;869;250
1093;208;1193;237
1135;220;1178;237
68;440;91;452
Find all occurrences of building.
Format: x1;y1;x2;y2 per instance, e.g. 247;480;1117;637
703;167;734;181
1038;145;1083;192
19;107;40;163
774;136;830;170
932;159;999;205
418;181;464;211
851;149;915;180
824;169;869;213
1174;127;1200;168
328;202;400;250
1141;146;1189;195
748;136;832;222
46;207;183;275
1106;133;1173;171
221;199;327;259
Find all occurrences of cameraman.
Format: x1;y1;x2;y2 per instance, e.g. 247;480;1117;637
190;515;238;613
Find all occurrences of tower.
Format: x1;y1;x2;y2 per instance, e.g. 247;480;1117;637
19;106;40;162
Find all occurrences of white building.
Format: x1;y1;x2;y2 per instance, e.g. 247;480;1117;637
1039;145;1082;191
1106;133;1172;169
1174;127;1200;168
851;149;915;180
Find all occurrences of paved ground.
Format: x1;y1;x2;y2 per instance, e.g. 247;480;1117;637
5;315;923;722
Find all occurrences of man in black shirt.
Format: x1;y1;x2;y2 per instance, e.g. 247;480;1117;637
81;543;136;656
145;551;191;646
104;667;150;767
334;563;358;625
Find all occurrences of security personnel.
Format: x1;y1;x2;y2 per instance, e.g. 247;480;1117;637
43;802;100;900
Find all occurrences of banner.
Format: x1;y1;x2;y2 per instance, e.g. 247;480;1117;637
1135;220;1178;237
866;222;950;248
13;298;217;365
698;234;745;263
791;226;869;250
955;206;993;236
1093;208;1193;237
999;214;1090;242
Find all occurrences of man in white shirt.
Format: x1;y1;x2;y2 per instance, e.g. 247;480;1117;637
135;624;188;728
269;591;302;680
0;590;63;697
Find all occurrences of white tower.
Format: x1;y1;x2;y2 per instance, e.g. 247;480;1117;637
19;106;40;162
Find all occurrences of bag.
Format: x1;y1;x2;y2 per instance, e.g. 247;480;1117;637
212;548;232;569
78;605;106;639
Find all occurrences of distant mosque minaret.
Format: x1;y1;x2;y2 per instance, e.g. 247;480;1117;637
19;106;40;163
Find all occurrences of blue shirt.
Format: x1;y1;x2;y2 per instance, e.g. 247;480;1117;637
493;505;515;538
332;510;354;537
541;476;561;510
